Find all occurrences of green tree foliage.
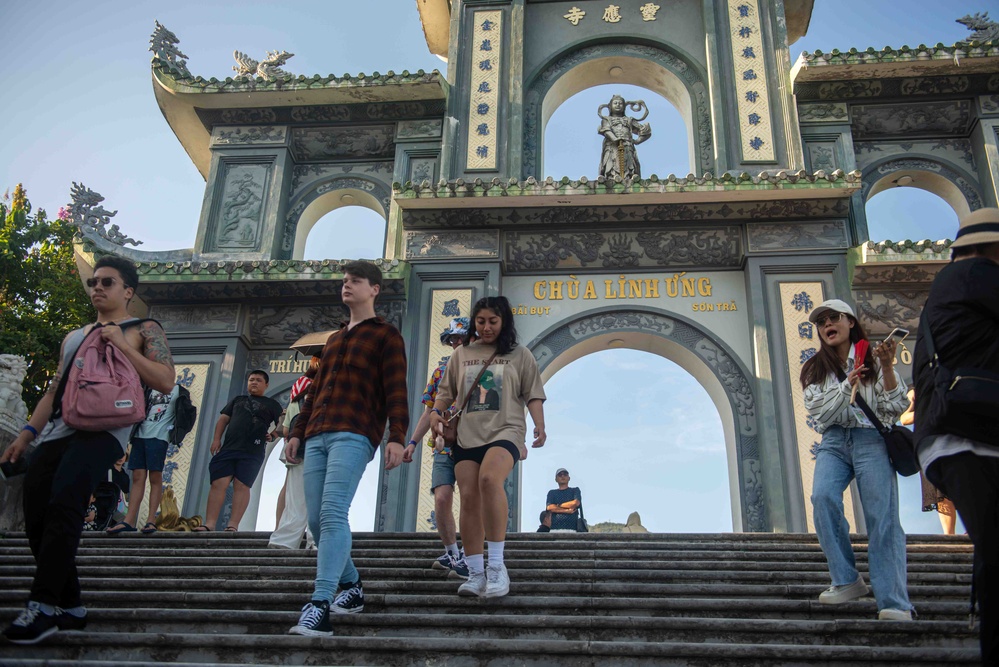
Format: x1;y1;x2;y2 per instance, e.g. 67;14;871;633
0;184;94;408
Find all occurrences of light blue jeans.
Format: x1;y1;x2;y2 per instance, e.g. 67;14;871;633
811;425;912;612
303;432;372;603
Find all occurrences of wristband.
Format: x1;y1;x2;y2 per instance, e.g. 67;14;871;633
431;408;444;417
408;439;417;447
22;424;38;438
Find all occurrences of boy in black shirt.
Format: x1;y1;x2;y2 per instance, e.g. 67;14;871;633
199;370;282;532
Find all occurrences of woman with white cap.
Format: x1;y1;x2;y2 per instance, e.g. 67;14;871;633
800;298;914;621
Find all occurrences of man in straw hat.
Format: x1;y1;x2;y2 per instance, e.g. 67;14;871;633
913;207;999;663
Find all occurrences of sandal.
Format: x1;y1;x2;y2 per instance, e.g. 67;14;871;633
224;526;238;532
140;522;158;534
106;522;136;534
192;526;210;532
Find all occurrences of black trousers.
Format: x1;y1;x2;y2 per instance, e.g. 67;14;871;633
22;431;122;608
927;452;999;666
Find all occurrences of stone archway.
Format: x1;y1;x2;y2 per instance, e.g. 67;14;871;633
522;42;714;179
282;176;393;259
862;156;984;219
527;307;765;532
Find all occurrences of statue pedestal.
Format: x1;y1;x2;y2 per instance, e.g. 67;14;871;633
0;425;26;532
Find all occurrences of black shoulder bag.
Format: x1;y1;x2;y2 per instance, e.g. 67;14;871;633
920;316;999;446
835;367;919;476
576;498;589;533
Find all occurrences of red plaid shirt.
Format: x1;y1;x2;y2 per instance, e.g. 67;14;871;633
290;317;409;448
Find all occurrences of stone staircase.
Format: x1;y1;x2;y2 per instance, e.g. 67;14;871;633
0;530;982;666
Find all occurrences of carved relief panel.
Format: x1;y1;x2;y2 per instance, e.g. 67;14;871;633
209;162;272;252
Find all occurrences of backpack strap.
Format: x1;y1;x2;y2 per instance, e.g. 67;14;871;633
833;366;889;434
51;318;162;421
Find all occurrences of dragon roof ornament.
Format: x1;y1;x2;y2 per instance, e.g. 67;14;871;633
149;21;190;78
233;50;295;81
66;183;142;247
957;12;999;43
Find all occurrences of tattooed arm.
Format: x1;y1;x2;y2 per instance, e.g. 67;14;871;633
117;321;176;393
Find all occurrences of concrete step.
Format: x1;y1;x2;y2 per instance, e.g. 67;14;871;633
0;531;981;665
0;632;981;665
0;608;976;648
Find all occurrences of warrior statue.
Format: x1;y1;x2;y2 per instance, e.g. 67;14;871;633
598;95;652;180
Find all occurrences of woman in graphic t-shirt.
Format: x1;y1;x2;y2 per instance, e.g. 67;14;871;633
431;296;547;599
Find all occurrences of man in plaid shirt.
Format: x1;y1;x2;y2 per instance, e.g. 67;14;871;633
284;261;412;636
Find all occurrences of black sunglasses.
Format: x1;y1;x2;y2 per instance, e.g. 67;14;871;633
85;277;125;289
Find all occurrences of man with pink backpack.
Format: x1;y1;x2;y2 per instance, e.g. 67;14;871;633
0;256;175;645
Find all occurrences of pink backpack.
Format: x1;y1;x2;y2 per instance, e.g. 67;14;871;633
55;320;153;431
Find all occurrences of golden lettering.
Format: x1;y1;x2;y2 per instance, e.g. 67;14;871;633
583;281;597;299
628;279;643;299
604;280;619;299
549;281;563;300
533;281;546;300
644;279;660;298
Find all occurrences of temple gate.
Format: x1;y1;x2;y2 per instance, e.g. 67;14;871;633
66;3;999;533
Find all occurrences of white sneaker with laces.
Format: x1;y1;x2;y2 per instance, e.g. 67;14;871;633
485;563;510;598
818;576;869;604
457;570;487;597
878;608;914;621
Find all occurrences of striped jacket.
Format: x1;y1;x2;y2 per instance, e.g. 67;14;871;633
803;346;909;433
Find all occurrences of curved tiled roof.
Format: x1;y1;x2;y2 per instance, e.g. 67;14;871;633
152;58;444;94
797;41;999;68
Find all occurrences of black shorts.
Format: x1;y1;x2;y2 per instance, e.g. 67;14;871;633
209;449;265;487
452;440;519;465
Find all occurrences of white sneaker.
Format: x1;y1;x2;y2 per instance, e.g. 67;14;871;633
818;576;869;604
485;563;510;598
457;570;486;597
878;608;914;621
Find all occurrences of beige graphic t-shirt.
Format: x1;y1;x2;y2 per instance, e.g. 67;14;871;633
436;342;546;460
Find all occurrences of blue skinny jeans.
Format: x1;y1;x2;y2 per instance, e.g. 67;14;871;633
303;431;372;603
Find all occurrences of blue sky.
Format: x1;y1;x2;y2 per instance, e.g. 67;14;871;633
2;1;981;534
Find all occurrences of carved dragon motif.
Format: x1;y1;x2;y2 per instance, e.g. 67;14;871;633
233;49;295;81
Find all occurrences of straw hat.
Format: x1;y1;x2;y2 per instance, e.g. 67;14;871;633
950;207;999;248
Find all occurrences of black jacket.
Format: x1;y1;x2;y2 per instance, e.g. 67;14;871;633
914;257;999;445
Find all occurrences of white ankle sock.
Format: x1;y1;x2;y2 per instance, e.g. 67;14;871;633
465;553;484;575
445;543;460;558
486;540;505;568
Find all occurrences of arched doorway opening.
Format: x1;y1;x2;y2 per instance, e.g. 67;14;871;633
543;83;690;181
521;348;730;532
865;184;959;243
289;182;390;260
528;309;763;532
861;157;982;243
302;204;388;261
523;43;713;178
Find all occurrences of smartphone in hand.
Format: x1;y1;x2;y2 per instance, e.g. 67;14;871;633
882;327;909;346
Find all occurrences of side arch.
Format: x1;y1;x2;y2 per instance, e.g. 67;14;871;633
526;307;766;532
861;156;984;219
523;42;714;179
282;176;393;259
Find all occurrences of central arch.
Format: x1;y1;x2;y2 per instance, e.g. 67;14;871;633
523;42;715;179
527;307;765;532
